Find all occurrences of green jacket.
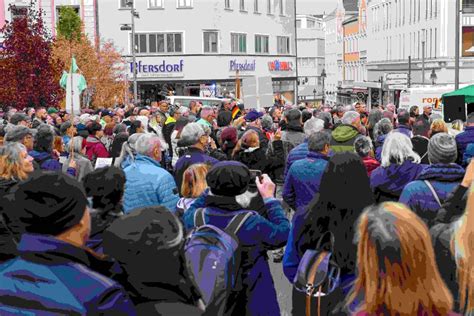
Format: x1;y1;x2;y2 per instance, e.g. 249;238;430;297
330;124;360;153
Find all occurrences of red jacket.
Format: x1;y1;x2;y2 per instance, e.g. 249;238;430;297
85;136;109;161
362;156;380;177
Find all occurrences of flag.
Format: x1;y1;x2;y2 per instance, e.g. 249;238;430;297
60;71;68;89
70;57;79;73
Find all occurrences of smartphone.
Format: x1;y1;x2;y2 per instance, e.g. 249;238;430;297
249;169;263;182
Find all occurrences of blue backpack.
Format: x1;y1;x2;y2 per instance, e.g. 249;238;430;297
184;208;252;315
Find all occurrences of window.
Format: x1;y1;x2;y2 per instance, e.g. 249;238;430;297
307;20;315;28
177;0;192;8
254;0;259;12
119;0;133;9
279;0;284;15
418;0;421;21
434;28;437;58
231;33;247;53
240;0;245;11
255;35;269;53
132;32;182;54
267;0;272;14
203;31;218;53
225;0;231;9
10;6;28;20
296;19;301;28
149;0;163;8
277;36;290;54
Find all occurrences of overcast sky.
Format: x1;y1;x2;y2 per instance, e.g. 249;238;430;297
296;0;337;15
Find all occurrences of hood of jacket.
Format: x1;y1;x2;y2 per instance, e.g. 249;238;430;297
29;150;51;162
331;125;359;143
86;136;101;144
122;154;161;170
417;163;465;182
0;178;18;194
371;160;424;195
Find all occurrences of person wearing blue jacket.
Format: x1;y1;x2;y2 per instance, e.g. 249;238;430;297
123;134;179;214
0;172;135;315
282;131;330;213
283;117;325;179
371;132;425;202
183;161;290;316
456;113;474;166
400;133;465;227
373;118;393;162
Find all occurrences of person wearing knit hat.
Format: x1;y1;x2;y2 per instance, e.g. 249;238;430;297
0;172;136;314
400;133;466;227
182;161;290;316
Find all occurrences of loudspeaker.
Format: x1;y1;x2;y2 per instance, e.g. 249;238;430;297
443;96;466;123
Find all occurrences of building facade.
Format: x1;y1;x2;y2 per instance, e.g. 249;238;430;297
324;0;358;106
0;0;99;43
296;14;325;104
366;0;474;107
98;0;297;105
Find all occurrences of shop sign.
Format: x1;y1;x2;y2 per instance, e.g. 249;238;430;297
229;60;256;71
129;60;184;74
268;60;293;71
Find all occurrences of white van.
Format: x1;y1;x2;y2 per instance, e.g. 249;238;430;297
165;96;231;108
399;85;469;116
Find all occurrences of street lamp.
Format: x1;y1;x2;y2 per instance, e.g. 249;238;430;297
321;69;327;105
421;29;426;85
313;88;317;102
430;69;437;85
120;0;139;105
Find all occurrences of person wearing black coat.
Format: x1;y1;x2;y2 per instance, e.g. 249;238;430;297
233;129;284;182
430;160;474;314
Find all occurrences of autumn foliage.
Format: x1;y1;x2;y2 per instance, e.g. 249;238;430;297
0;3;63;110
53;34;128;109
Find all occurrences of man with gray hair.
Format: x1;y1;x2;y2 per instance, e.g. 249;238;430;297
282;131;331;213
122;133;180;214
4;126;34;151
174;122;219;191
284;118;325;178
330;110;361;153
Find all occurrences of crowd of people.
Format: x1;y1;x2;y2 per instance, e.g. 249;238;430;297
0;99;474;315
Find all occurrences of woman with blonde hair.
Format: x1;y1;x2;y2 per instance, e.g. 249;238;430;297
0;143;35;263
176;163;210;217
351;202;457;316
430;119;449;138
233;129;284;181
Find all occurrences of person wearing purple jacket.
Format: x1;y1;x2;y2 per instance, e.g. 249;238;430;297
28;124;76;176
0;172;135;315
174;123;219;192
393;109;413;138
371;132;425;202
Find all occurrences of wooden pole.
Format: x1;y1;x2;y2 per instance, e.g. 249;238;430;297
235;69;240;99
69;42;74;160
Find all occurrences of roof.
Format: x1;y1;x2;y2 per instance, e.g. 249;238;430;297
343;0;359;12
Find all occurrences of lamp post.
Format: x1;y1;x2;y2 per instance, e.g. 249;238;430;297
120;1;139;105
455;0;460;90
421;29;426;85
321;68;327;105
313;88;317;103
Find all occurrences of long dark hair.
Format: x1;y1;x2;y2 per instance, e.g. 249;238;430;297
298;152;375;272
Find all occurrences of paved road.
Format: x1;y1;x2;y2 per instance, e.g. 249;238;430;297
269;258;293;315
